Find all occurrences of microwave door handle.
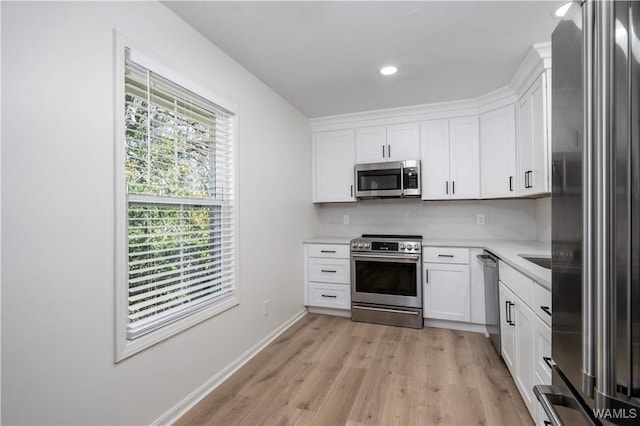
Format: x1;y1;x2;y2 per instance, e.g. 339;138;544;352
400;165;405;195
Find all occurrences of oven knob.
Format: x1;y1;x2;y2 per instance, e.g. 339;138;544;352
413;243;420;250
352;242;357;248
358;243;364;248
407;245;413;251
400;244;405;250
365;243;370;248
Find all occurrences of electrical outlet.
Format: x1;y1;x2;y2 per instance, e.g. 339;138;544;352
476;214;485;225
263;300;269;316
343;215;350;225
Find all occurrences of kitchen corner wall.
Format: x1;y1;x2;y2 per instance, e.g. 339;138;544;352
316;198;540;240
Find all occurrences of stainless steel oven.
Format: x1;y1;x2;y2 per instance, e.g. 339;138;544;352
351;234;423;329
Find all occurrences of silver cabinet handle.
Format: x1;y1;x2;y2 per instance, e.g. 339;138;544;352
320;250;336;253
425;269;429;283
438;254;454;258
387;144;391;158
321;294;337;298
382;145;385;158
540;306;552;317
320;269;337;273
350;184;353;197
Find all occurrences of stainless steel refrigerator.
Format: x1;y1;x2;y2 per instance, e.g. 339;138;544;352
533;1;640;425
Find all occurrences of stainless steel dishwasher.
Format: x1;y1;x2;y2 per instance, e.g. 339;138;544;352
477;251;500;356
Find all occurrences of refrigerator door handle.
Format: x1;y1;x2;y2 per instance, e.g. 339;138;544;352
533;385;568;426
534;383;603;426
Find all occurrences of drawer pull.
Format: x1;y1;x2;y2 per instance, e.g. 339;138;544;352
438;254;455;258
321;269;337;273
540;306;552;317
321;294;337;298
320;250;336;253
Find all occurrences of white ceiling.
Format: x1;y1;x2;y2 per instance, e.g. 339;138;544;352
164;1;564;118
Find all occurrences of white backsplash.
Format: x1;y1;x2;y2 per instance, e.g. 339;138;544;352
316;198;540;240
536;197;552;242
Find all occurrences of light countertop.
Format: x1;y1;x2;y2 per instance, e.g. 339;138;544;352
303;236;551;289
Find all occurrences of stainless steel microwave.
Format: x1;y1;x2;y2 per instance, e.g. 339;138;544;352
354;160;420;198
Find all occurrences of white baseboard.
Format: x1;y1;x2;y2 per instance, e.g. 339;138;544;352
152;308;308;425
423;318;488;335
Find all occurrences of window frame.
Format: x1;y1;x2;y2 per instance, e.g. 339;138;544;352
114;33;240;362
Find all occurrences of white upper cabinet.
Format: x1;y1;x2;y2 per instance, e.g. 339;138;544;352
518;72;551;196
312;130;356;203
480;104;518;198
355;122;419;163
355;126;387;163
421;116;479;200
420;120;449;199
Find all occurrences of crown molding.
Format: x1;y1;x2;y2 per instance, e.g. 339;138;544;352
509;41;551;98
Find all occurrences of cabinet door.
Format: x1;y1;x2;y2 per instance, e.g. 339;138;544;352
386;122;420;161
449;116;480;199
355;126;387;163
313;130;356;202
480;105;517;198
423;263;470;322
529;73;550;195
514;299;535;414
499;282;517;374
420;120;450;200
517;94;534;194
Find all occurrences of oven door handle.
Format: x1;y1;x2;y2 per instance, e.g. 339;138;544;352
351;254;420;262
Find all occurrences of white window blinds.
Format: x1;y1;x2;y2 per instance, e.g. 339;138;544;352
124;50;235;340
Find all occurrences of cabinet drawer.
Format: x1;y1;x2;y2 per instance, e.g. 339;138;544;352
308;283;351;309
423;247;469;264
534;284;552;326
534;316;552;381
499;261;534;307
307;244;350;259
308;258;350;284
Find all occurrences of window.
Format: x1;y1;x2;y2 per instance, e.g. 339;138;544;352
115;44;237;360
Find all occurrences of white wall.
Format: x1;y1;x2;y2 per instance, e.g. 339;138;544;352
316;198;538;240
535;197;552;242
1;2;316;424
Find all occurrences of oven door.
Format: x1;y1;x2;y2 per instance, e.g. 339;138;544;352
355;162;403;198
351;252;422;308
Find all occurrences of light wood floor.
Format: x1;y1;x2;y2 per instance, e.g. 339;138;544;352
177;314;533;426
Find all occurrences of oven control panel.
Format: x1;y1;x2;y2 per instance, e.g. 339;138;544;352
350;238;422;253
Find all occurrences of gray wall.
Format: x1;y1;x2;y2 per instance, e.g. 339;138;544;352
1;2;316;424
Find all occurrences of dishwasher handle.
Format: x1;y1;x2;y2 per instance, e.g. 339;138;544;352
476;254;497;268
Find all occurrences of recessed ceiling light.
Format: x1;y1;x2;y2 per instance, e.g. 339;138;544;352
380;66;398;76
554;2;572;18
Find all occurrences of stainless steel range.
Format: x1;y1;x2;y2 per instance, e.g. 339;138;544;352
350;234;423;329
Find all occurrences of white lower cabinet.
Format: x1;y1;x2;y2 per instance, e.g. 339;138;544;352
423;247;472;322
308;282;350;310
304;243;351;311
499;261;539;419
514;298;535;412
534;301;552;425
499;282;517;373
